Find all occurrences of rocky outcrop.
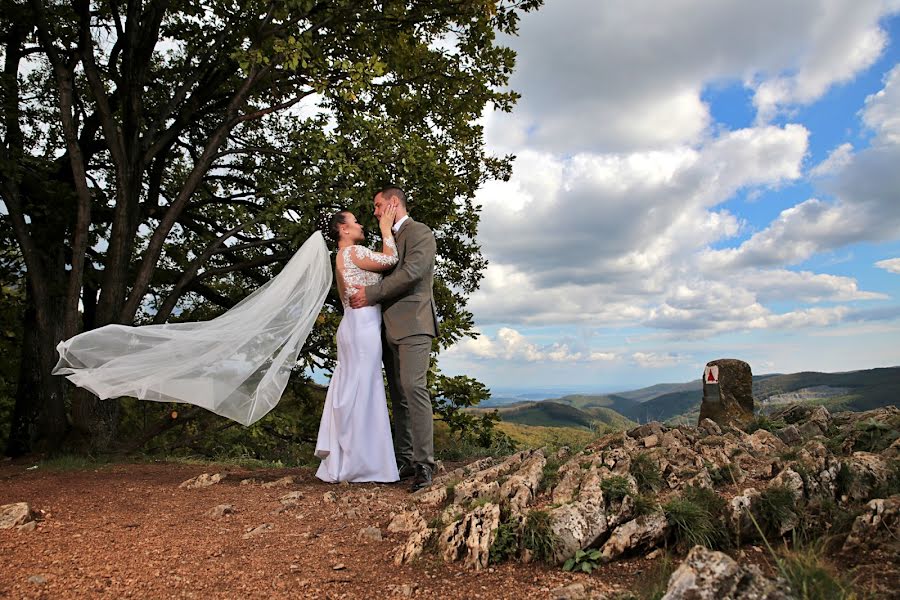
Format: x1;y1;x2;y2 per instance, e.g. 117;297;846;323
661;546;792;599
391;405;897;572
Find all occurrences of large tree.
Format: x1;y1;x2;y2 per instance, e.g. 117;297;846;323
0;0;540;455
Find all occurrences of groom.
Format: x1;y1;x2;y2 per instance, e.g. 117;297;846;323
350;185;439;491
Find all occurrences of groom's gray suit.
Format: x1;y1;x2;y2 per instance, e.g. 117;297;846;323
364;217;439;471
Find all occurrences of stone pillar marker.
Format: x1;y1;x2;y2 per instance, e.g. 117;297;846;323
698;358;753;427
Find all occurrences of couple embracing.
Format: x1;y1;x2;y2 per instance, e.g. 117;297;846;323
314;186;438;492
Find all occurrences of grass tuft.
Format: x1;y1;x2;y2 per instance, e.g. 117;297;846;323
601;475;632;502
757;485;798;537
630;452;664;493
522;510;559;564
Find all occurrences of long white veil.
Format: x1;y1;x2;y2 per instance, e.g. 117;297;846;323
53;231;332;426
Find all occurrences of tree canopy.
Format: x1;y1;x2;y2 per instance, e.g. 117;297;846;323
0;0;541;455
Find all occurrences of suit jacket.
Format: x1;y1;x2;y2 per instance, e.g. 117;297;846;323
365;218;439;340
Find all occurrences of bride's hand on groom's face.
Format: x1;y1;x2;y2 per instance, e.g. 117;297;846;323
349;288;368;309
379;204;397;231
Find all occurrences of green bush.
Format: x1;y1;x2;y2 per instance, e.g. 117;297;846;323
745;416;786;434
488;520;519;564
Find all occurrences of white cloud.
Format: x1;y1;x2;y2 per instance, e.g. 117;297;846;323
810;143;855;177
447;328;618;363
490;0;898;153
631;352;687;368
876;258;900;273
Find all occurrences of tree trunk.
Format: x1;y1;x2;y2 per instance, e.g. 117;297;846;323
4;281;68;456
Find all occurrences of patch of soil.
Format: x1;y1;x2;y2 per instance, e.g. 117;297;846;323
0;461;649;599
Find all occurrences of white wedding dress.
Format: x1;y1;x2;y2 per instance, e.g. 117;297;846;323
315;243;400;483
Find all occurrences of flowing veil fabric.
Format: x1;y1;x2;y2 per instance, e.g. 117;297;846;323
52;231;332;426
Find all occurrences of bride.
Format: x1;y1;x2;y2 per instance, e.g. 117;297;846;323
315;206;400;483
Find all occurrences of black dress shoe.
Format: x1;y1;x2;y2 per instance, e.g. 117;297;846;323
397;464;416;480
410;464;433;492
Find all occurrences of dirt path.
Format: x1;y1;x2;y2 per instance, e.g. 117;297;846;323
0;460;653;599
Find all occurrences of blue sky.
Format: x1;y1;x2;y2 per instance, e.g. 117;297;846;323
440;1;900;393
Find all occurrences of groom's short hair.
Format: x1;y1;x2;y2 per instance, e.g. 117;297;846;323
378;185;407;208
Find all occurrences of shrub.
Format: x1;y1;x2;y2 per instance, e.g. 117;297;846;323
630;453;664;493
522;510;559;564
709;462;740;487
488;521;519;564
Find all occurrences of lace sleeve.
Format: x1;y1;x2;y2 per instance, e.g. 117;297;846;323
349;242;399;272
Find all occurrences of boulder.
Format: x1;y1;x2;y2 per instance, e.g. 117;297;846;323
661;545;792;599
698;359;753;428
0;503;35;529
600;511;668;562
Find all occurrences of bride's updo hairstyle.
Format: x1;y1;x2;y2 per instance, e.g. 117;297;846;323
323;210;349;245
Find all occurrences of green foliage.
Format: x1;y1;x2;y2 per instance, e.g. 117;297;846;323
539;456;564;494
709;462;741;487
433;418;517;462
562;548;601;574
494;421;596;452
1;0;544;453
631;493;659;517
835;462;855;498
600;475;632;503
522;510;559;564
851;418;899;453
757;485;798;538
745;416;786;434
488;520;520;564
630;453;664;493
432;374;503;445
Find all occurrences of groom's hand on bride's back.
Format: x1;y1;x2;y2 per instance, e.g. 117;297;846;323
349;289;368;309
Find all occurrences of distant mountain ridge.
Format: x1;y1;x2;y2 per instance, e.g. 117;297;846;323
482;366;899;428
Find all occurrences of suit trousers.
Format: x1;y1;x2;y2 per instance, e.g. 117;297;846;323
382;331;434;470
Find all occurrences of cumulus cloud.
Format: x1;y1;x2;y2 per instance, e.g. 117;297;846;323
489;0;898;153
447;328;619;363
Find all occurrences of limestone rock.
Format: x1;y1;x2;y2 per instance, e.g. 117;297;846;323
0;503;34;529
388;509;427;534
846;452;891;501
440;502;500;570
775;424;802;446
358;526;383;542
549;496;609;562
394;528;435;565
179;473;225;489
661;545;792;599
842;495;900;553
550;582;590;600
698;359;753;428
499;450;545;516
261;476;296;488
600;511;668;562
279;491;304;507
242;523;273;539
